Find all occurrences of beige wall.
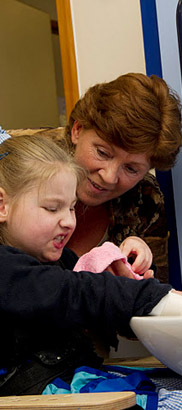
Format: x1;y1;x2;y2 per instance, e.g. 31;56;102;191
16;0;57;19
0;0;59;129
70;0;146;96
17;0;65;99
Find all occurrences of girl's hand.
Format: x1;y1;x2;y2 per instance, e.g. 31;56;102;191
119;236;153;275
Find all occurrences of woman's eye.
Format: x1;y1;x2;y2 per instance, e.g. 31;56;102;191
125;165;138;174
96;148;110;158
70;206;76;212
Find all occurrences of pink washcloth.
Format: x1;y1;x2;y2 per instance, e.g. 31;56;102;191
73;241;143;280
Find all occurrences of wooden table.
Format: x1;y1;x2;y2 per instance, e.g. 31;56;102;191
0;356;164;410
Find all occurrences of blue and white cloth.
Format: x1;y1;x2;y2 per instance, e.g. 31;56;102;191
0;126;11;145
42;365;182;410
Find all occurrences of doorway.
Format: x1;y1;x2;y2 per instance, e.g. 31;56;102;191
17;0;67;126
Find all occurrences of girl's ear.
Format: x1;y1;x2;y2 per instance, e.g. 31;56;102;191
71;121;83;145
0;188;9;221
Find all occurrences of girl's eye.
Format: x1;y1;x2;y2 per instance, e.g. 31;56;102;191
70;206;76;212
43;207;57;213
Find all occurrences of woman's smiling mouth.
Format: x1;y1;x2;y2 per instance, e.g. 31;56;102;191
88;178;108;192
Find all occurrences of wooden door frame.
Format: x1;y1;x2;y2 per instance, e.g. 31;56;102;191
56;0;79;120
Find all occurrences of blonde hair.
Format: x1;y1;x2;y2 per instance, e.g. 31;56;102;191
0;134;84;243
65;73;182;170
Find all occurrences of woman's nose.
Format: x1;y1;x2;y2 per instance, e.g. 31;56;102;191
98;165;119;185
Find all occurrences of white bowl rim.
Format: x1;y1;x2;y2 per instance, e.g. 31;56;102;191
130;315;182;321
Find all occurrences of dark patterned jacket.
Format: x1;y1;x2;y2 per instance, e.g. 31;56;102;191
108;173;169;283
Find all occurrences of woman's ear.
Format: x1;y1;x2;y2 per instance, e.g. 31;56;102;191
0;188;9;221
71;121;83;145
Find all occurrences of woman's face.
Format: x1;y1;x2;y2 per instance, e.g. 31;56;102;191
71;122;150;206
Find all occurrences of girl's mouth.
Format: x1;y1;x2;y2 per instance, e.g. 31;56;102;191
53;234;66;249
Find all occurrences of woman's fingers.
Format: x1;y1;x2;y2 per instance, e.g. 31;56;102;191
106;260;134;278
143;269;154;279
119;236;153;274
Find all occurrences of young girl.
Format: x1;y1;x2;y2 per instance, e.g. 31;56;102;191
0;130;179;396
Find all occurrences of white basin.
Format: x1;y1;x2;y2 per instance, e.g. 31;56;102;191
130;316;182;376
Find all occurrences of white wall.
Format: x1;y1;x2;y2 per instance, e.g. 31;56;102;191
156;0;182;280
70;0;146;96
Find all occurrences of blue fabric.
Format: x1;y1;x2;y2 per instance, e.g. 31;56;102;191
43;364;182;409
42;378;70;395
42;365;158;409
0;368;7;376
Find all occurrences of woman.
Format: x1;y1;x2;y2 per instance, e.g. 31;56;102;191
8;73;182;282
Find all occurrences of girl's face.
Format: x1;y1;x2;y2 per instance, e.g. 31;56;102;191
5;168;77;262
71;122;150;206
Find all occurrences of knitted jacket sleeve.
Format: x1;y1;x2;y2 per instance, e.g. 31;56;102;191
0;246;172;347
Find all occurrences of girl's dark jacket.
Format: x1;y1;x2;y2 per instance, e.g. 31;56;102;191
0;245;171;395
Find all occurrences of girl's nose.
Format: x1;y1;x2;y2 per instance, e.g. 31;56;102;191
59;211;76;230
98;165;119;185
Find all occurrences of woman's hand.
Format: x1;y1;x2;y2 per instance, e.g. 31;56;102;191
119;236;153;275
106;259;154;279
106;260;135;278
